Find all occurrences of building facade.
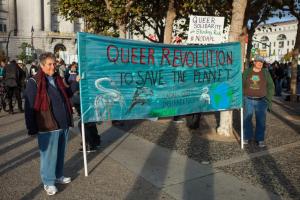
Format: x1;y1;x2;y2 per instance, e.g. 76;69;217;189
253;20;298;63
0;0;84;62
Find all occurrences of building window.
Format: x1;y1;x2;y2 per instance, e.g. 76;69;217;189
0;24;6;32
51;15;60;32
274;42;276;47
279;41;284;48
292;40;295;45
287;49;289;53
287;41;289;46
277;34;287;40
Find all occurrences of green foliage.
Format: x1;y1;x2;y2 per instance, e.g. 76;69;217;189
129;0;232;42
57;0;233;42
17;42;33;63
58;0;118;35
283;50;293;62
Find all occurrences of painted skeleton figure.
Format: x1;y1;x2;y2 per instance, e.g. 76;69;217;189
94;77;125;121
199;87;211;104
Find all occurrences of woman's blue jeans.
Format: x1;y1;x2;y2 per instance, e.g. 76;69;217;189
243;97;268;142
37;129;69;186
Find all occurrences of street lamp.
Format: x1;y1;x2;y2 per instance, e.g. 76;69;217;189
31;26;34;49
5;30;14;61
30;26;36;60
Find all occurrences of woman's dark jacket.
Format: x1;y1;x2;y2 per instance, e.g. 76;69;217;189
24;73;73;135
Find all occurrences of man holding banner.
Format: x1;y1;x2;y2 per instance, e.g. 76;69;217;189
243;55;274;148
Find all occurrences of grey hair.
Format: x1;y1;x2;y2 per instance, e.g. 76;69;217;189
39;52;56;65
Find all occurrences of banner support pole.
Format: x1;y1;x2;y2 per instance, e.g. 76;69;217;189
81;121;88;176
241;107;244;149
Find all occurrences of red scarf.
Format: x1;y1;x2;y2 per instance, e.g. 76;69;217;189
34;70;73;114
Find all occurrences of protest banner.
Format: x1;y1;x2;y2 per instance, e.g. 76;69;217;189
77;32;242;123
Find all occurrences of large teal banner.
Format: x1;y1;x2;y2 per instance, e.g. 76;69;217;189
77;32;242;123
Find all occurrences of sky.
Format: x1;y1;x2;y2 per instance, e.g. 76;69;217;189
265;15;297;24
264;8;297;24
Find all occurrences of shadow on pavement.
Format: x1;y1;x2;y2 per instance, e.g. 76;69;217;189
270;109;300;134
0;129;28;146
20;120;142;199
124;120;179;200
184;123;214;200
249;151;299;199
0;130;77;176
0;147;39;176
0;135;34;156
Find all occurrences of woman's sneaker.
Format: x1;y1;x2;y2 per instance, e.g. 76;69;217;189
55;176;71;184
258;141;266;148
44;185;57;195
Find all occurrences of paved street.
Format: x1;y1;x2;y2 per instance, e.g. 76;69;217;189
0;96;299;200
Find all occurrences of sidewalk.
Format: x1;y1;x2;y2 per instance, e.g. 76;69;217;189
100;126;280;200
0;115;281;200
0;96;299;199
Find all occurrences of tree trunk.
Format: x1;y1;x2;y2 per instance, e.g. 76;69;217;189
240;27;247;71
217;0;247;136
118;22;126;39
290;20;300;102
245;29;255;68
163;0;176;44
104;0;134;39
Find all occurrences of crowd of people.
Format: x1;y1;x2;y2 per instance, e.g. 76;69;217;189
0;57;80;113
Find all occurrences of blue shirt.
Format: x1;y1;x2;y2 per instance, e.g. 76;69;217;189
0;67;4;77
46;76;56;88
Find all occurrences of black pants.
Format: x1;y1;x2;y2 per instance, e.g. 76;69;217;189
78;120;101;148
6;86;22;111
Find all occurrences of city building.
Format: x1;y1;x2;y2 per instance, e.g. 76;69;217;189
252;19;298;63
0;0;84;63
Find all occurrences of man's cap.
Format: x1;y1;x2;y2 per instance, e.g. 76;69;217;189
254;55;265;63
17;60;23;64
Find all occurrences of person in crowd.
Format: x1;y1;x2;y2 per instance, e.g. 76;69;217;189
70;80;102;152
0;60;5;79
3;60;23;114
65;62;78;85
29;61;39;77
24;52;74;196
17;60;27;91
273;61;284;96
243;55;274;148
56;58;67;79
284;62;292;92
